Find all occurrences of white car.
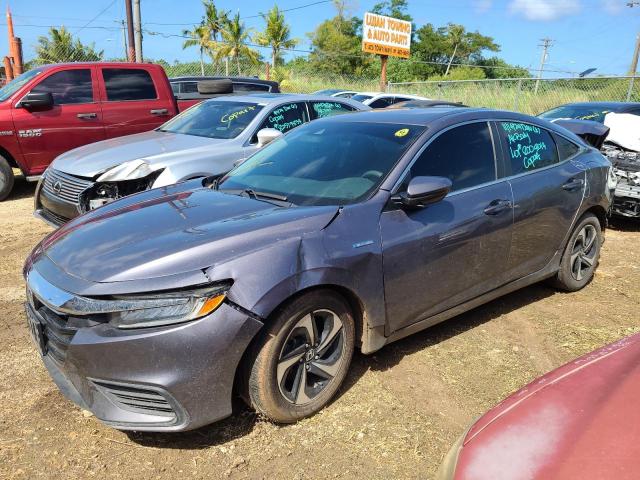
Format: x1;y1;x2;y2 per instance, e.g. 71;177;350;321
312;89;358;99
351;92;429;109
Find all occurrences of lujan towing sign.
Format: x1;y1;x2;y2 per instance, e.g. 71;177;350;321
362;12;412;91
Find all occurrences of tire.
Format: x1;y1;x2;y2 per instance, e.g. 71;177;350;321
0;155;14;201
197;79;233;94
244;290;355;423
550;213;602;292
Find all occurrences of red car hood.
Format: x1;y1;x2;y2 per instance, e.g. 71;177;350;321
455;333;640;480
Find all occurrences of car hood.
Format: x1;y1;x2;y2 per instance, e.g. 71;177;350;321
52;130;233;178
454;333;640;480
37;183;338;283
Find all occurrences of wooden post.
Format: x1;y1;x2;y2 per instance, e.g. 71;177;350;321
125;0;136;62
265;62;270;81
380;55;388;92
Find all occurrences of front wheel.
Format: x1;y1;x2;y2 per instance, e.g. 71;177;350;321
244;290;355;423
551;213;602;291
0;155;14;201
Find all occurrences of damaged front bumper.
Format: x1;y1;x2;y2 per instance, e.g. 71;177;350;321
604;147;640;218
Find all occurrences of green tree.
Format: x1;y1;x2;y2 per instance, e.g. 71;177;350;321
475;57;530;79
35;26;103;64
182;1;229;75
215;12;260;75
444;24;466;76
371;0;412;21
255;6;298;68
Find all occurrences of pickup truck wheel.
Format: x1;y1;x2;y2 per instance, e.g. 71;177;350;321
0;155;14;201
550;213;602;292
244;290;355;423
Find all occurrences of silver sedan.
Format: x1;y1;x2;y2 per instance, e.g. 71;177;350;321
34;93;367;227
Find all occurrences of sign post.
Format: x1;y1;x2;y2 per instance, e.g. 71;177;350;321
362;12;412;92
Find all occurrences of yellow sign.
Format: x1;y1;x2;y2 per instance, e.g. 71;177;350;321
394;128;409;137
362;12;412;59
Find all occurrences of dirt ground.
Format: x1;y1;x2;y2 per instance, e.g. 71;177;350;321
1;175;639;480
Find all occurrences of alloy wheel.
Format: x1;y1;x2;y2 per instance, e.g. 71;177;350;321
276;309;345;405
570;224;598;281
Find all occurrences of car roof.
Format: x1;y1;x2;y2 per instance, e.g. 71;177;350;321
201;93;366;106
169;76;279;86
555;101;640;110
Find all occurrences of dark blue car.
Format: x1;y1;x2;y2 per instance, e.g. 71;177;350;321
24;108;612;431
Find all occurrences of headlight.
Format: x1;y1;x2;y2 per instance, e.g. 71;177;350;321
108;285;230;329
96;159;158;182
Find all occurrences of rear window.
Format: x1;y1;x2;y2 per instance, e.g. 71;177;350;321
233;83;270;92
308;101;356;120
554;134;581;160
351;94;373;102
538;105;611;123
499;121;559;175
102;68;157;101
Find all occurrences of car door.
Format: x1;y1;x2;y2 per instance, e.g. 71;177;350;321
99;67;173;138
12;66;105;174
380;121;514;334
495;120;586;280
243;101;309;158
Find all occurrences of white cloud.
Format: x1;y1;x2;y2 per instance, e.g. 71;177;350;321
473;0;493;13
509;0;581;21
602;0;624;14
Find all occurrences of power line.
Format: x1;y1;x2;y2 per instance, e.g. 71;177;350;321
143;0;332;26
74;0;118;34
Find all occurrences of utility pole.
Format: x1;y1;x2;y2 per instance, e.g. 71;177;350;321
133;0;143;62
534;37;552;95
124;0;136;62
119;20;128;59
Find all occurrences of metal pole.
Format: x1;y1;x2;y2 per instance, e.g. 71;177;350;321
124;0;135;62
120;20;128;59
627;75;636;101
534;38;552;95
133;0;143;62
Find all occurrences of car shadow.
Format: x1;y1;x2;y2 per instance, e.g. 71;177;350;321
609;216;640;232
7;174;37;201
125;282;556;450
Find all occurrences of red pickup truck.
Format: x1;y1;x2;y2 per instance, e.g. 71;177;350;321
0;62;179;200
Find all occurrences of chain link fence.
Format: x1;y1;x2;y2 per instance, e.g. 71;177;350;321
388;76;640;115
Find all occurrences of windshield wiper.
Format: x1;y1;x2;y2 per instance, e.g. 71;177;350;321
242;189;289;202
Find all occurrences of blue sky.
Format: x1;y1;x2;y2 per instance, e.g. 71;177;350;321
2;0;638;77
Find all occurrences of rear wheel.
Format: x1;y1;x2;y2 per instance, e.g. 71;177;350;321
245;290;355;423
0;155;14;201
551;213;602;291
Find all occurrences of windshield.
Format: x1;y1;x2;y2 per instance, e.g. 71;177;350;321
218;120;425;206
539;105;613;123
0;68;43;102
158;100;263;139
351;94;374;102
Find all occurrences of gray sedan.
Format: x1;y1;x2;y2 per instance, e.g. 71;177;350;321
24;108;611;432
34;93;367;227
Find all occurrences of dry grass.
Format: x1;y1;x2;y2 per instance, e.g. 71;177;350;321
1;176;639;479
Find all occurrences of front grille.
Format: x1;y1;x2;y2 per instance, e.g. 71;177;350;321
42;168;94;204
38;206;71;227
26;294;78;364
92;381;177;419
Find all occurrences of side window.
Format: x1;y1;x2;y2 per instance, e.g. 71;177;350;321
554;134;580;161
308;101;356;120
233;83;270;92
32;69;93;105
392;96;411;104
369;97;393;109
102;68;157;101
257;102;308;137
409;122;496;192
170;83;180;94
182;82;199;94
499;121;559;175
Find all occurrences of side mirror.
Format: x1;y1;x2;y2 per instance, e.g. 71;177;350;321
18;92;54;109
257;128;283;148
392;176;452;208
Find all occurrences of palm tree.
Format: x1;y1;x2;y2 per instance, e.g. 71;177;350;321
35;26;103;64
182;24;214;76
215;12;259;75
444;24;466;77
255;6;298;69
202;0;228;43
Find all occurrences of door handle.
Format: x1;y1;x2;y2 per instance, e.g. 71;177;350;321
77;112;97;119
150;108;169;116
562;178;585;191
484;199;512;215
